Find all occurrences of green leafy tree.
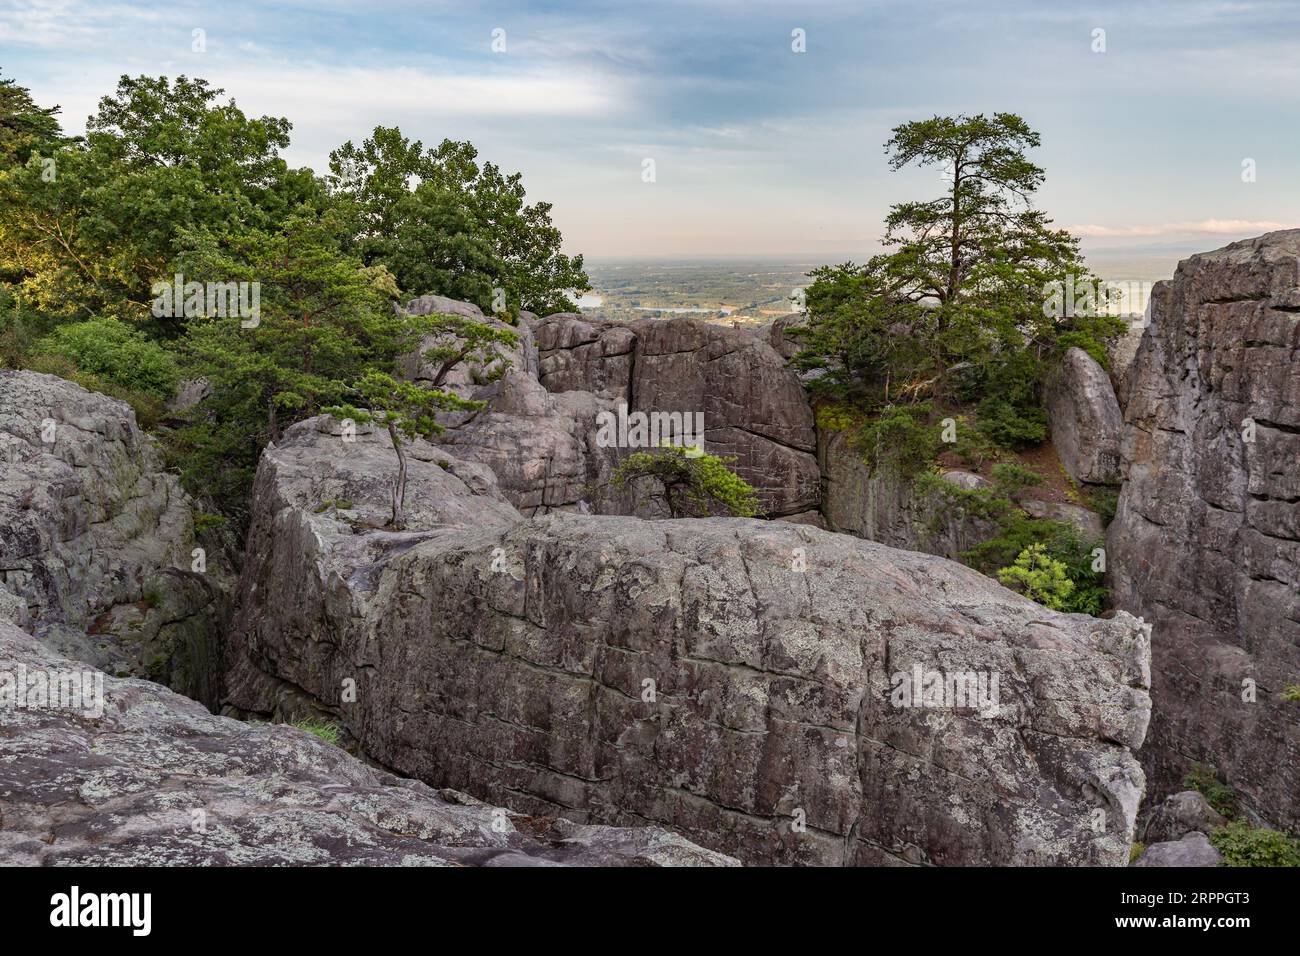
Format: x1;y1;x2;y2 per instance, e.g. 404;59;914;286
996;543;1075;610
0;74;64;169
613;445;761;518
0;74;319;322
793;113;1125;439
328;370;482;529
173;211;411;518
328;127;589;316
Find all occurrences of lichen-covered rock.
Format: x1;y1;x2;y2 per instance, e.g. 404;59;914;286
1045;347;1124;485
1109;230;1300;832
226;418;1152;866
1139;790;1227;844
0;621;734;867
1131;832;1222;867
0;371;226;705
533;314;820;517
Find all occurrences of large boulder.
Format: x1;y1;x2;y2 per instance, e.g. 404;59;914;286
226;417;1153;866
1109;230;1300;831
533;314;820;518
1139;790;1227;844
0;371;227;706
0;620;732;867
1045;347;1124;485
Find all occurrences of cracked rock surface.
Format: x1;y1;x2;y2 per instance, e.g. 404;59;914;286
0;620;734;866
0;371;226;705
1109;230;1300;831
226;414;1152;865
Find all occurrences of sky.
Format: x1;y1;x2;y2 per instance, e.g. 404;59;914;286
3;0;1299;268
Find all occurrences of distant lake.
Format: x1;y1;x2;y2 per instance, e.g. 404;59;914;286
575;292;603;308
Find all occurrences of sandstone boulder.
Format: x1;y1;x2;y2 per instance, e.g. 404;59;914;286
226;417;1152;866
399;294;538;396
1045;347;1124;485
0;620;732;867
1109;230;1300;832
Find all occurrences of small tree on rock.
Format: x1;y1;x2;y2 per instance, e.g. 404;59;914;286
328;369;481;529
613;445;761;518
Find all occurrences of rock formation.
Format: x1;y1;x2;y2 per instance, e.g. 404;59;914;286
1109;230;1300;831
818;429;998;558
1045;346;1124;486
528;313;821;519
0;371;227;706
0;620;733;867
225;413;1152;866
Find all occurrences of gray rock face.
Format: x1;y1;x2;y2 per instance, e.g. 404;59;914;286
1108;231;1300;832
399;294;539;395
0;371;226;705
1139;790;1227;844
1046;347;1124;485
1021;499;1106;541
0;620;733;867
226;417;1152;866
1131;831;1222;867
533;314;820;518
818;430;998;559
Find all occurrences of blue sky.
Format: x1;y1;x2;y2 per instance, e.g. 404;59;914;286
3;0;1298;264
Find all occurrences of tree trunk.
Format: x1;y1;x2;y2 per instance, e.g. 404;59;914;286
387;421;407;529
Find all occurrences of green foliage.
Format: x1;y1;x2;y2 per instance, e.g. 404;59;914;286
1088;484;1120;527
192;512;229;536
35;317;180;398
918;470;1108;615
0;74;319;323
0;73;64;170
976;397;1048;450
328;127;589;316
1282;684;1300;702
997;543;1075;610
1183;763;1238;819
1129;842;1144;864
792;113;1125;474
291;718;342;746
853;402;941;476
328;368;485;529
613;445;761;518
1210;820;1300;867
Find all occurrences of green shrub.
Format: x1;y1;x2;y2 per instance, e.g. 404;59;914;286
1281;684;1300;702
1183;762;1238;819
1088;484;1120;527
997;543;1075;610
24;352;167;429
856;402;941;476
613;445;761;518
35;317;181;399
1210;820;1300;867
976;397;1048;450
